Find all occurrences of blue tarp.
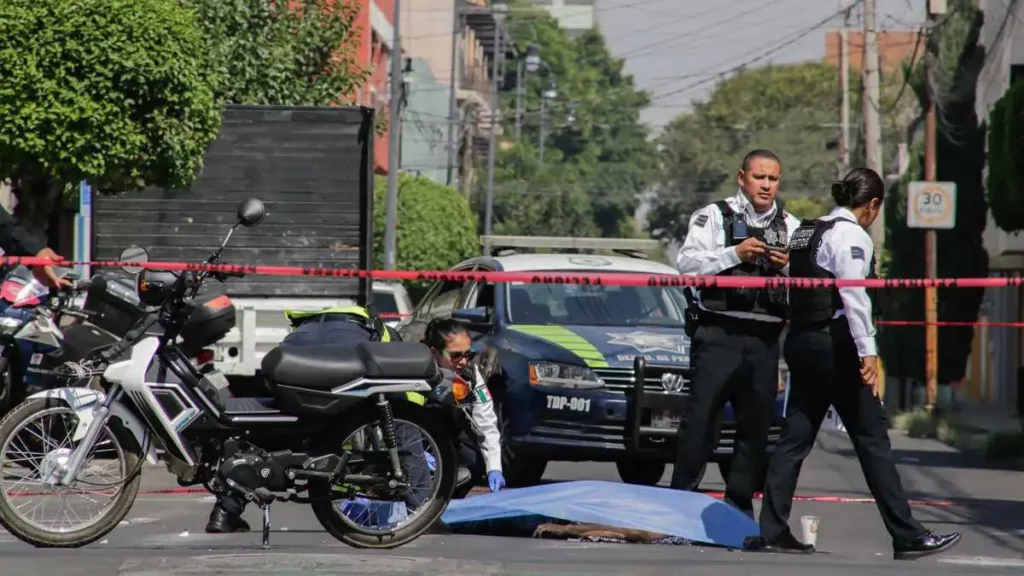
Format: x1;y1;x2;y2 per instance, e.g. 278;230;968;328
440;480;759;549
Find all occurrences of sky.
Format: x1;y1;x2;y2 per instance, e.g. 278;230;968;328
594;0;928;132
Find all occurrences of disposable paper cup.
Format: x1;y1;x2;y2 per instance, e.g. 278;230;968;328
800;515;819;547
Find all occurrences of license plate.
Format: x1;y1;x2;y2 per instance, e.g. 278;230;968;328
651;410;682;430
205;371;230;390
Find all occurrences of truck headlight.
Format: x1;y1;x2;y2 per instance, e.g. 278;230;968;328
528;362;601;389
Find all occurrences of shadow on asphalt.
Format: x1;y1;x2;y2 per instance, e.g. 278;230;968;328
823;441;1024;555
830;446;1024;472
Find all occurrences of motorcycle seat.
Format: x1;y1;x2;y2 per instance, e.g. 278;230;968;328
261;342;438;392
357;341;439;381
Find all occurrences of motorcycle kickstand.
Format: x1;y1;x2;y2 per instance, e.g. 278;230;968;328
260;501;272;549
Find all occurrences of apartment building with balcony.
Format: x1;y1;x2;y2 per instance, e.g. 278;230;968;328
399;0;513;194
352;0;399;175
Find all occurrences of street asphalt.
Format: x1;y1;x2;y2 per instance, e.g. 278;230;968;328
0;429;1021;576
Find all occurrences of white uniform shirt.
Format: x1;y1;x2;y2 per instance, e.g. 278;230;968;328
466;366;503;473
676;189;802;323
814;206;877;358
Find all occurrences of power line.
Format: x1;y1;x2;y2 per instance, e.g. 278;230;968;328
614;0;800;60
649;1;865;104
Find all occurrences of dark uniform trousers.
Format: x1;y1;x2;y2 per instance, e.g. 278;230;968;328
760;317;926;543
671;313;782;513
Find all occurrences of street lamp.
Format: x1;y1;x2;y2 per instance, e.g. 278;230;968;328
525;43;541;73
515;44;542;140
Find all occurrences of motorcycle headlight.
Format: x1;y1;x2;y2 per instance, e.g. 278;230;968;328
528;362;601;389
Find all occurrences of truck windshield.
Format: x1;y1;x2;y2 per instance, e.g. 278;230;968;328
504;275;688;327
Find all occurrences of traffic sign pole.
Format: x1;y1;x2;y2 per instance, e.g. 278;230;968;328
924;18;938;415
904;179;956;413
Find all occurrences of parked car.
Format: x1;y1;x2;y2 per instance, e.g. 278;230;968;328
396;249;787;488
372;282;414;328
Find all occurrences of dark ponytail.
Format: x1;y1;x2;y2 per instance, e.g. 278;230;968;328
831;167;885;208
421;317;469;351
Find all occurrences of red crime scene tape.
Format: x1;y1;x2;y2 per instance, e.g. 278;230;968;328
8;256;1024;290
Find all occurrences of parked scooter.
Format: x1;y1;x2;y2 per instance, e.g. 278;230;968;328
0;263;223;416
0;266;103;414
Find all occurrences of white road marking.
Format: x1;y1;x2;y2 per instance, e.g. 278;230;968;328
938;555;1024;568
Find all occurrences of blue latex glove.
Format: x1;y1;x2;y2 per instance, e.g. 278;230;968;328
487;470;505;492
425;451;436;472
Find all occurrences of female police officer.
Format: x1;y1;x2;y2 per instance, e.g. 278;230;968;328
750;168;961;560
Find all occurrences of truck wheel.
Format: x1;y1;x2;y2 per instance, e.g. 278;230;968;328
615;459;666;486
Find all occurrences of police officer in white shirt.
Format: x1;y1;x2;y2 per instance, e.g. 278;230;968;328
752;168;961;560
672;149;801;517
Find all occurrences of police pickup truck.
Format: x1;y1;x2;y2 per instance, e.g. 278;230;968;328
396;236;787;488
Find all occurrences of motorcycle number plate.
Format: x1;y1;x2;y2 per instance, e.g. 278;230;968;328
205;371;230;390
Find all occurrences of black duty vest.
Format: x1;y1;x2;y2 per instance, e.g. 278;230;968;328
699;200;789;319
787;217;878;326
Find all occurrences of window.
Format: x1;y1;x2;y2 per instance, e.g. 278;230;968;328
465;281;495;313
423;281;464;318
504;272;686;327
1012;64;1024;87
373;291;398;314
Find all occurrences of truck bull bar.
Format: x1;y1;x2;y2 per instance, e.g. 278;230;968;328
624;355;693;456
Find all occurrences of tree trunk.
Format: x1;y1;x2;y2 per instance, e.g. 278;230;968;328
10;175;62;247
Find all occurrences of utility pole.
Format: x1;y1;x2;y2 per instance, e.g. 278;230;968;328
923;1;941;414
539;95;547;164
445;7;461;187
862;0;884;259
483;11;505;246
839;2;851;173
383;0;403;270
515;62;523;140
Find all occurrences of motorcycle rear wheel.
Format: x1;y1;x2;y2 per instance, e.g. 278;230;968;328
309;401;457;549
0;397;142;548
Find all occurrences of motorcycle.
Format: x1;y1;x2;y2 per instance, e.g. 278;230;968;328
0;266;107;414
0;198;459;549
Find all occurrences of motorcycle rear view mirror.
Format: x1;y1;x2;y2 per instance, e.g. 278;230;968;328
119;246;150;275
236;198;266;228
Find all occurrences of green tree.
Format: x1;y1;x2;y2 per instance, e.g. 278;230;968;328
648;58;915;242
781;196;831;221
0;0;222;238
986;81;1024;233
183;0;368;107
648;62;847;240
373;175;479;297
481;0;656;238
487;144;599;238
880;0;988;386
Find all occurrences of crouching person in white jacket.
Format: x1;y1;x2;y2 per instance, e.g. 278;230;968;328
422;318;505;497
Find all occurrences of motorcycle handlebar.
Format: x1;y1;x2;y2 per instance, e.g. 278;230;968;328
99;314;160;363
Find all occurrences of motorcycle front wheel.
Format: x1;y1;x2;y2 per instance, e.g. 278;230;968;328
0;397;142;547
309;401;457;550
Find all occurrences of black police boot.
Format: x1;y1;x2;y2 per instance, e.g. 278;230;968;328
205;502;251;534
893;531;961;560
744;532;815;554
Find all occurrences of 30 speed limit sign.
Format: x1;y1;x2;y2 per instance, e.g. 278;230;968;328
906;181;957;229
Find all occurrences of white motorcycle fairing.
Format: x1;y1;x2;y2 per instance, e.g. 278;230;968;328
25;386;159;465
